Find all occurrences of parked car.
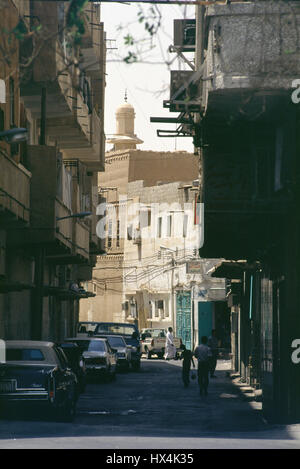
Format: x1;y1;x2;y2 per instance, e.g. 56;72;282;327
140;328;182;359
0;341;78;422
94;335;131;371
64;337;117;381
93;322;142;371
58;342;86;393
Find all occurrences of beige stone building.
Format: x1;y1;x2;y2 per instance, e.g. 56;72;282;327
79;100;198;324
0;1;106;341
122;178;227;348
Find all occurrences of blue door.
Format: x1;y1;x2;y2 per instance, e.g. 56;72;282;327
198;302;213;343
176;291;192;350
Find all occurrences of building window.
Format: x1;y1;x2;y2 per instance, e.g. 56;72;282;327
9;78;15;126
157;217;162;238
167;215;172;237
183;214;188;237
148;301;153;319
194;193;200;225
127;224;133;241
116;220;120;247
107;220;112;248
155;300;164;318
140;209;151;229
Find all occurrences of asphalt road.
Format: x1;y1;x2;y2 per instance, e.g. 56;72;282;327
0;359;299;449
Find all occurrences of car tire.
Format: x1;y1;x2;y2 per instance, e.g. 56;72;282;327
147;350;152;359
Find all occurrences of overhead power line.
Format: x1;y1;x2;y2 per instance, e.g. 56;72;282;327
32;1;230;4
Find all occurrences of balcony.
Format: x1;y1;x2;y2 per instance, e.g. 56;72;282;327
0;152;30;225
8;145;90;264
21;39;91;143
199;120;291;261
74;220;90;262
80;4;105;79
202;2;300;120
19;2;105;171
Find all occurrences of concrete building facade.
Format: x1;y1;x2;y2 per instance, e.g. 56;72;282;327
0;0;106;341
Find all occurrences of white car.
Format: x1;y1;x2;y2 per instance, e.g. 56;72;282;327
141;328;182;359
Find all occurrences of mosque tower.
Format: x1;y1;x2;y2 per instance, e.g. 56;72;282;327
106;91;144;151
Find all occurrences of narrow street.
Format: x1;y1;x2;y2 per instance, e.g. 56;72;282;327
0;359;299;449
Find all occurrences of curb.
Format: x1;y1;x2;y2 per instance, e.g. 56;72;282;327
227;372;262;402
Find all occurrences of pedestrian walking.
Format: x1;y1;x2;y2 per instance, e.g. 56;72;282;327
194;336;212;396
208;329;219;378
164;327;176;360
180;344;195;388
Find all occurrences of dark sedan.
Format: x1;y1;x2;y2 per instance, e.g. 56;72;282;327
58;342;86;393
0;341;78;422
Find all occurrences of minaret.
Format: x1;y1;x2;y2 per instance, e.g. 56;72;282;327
106;91;144;151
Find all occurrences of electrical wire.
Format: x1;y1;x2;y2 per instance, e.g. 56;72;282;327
91;249;198;285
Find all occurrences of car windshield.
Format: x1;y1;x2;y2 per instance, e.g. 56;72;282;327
6;348;45;361
95;324;138;337
149;330;165;338
77;322;98;334
76;340;106;352
107;337;125;348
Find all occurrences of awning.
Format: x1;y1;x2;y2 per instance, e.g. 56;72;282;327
207;260;261;280
0;278;34;293
43;286;96;300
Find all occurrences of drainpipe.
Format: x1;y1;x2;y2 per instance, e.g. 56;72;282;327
32;87;47;339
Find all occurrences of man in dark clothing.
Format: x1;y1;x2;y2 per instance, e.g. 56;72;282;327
194;336;212;396
208;329;219;378
180;344;195;388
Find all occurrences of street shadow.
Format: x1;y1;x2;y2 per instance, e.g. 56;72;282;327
0;360;297;444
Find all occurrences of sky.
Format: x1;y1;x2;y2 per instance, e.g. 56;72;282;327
100;2;195;153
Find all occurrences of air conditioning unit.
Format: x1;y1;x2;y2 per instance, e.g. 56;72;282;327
173;19;196;52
